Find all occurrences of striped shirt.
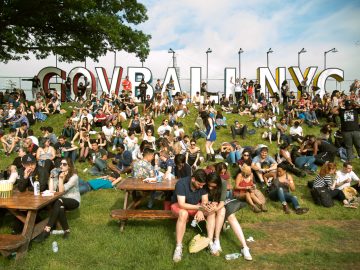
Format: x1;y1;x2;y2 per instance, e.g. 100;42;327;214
313;174;333;188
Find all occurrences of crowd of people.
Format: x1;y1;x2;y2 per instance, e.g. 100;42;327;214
0;75;359;263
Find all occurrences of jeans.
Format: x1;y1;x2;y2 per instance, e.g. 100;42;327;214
295;156;317;172
342;130;360;160
113;137;123;147
269;187;299;209
89;158;107;175
226;150;241;164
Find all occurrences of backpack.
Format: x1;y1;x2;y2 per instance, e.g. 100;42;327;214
310;187;334;208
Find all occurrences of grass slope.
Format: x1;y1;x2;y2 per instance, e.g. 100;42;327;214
0;103;359;270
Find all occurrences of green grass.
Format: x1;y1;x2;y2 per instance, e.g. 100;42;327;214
0;103;359;269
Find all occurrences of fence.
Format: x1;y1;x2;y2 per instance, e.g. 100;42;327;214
0;76;356;101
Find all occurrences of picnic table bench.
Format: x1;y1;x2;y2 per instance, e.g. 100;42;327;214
112;177;177;231
0;190;63;259
112;177;233;232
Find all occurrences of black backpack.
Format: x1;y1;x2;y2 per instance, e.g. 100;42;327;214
310;187;334;208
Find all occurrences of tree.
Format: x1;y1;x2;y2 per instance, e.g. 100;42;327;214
0;0;151;62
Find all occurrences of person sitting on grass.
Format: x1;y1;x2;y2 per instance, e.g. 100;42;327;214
251;147;277;187
233;165;267;213
107;143;133;177
268;164;309;214
171;169;217;262
1;127;18;156
231;120;248;140
205;172;253;261
88;141;108;175
312;162;352;207
335;161;360;193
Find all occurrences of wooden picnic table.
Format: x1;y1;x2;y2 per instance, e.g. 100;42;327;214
0;190;63;259
113;177;178;231
112;177;233;232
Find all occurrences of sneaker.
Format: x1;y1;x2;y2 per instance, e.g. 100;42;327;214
214;239;222;252
173;245;183;262
241;246;253;261
295;207;309;215
209;242;220;256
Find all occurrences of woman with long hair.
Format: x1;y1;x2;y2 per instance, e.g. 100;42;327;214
35;158;80;242
312;162;350;207
201;111;216;162
206;172;253;261
268;164;309;214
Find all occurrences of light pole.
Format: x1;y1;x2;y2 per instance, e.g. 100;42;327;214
168;48;175;67
266;48;273;67
114;51;117;67
55;54;58;83
206;48;212;91
324;48;338;69
238;48;244;81
298;48;306;68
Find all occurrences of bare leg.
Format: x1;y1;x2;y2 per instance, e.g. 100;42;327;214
214;208;226;241
227;214;248;248
206;212;216;241
176;210;188;245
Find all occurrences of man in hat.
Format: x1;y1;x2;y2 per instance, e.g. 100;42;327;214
17;154;48;192
332;100;360;160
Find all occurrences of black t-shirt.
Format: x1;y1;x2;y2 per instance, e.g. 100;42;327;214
139;83;148;92
171;176;207;204
89;149;107;160
144;99;153;109
54;141;72;151
340;108;360;132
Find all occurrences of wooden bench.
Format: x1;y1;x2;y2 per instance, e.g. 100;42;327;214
111;209;177;221
0;234;27;257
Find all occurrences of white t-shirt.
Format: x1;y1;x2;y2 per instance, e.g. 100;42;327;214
157;125;172;137
290;126;303;136
335;170;359;190
102;126;114;142
174;128;185;138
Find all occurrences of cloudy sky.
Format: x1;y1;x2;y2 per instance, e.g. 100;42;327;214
0;0;359;91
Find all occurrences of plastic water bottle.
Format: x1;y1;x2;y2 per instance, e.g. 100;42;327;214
225;253;241;260
51;230;64;235
190;219;197;228
52;241;58;253
33;181;40;196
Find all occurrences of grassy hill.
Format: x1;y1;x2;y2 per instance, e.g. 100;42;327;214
0;103;359;270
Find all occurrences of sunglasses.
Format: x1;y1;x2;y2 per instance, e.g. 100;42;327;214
191;143;196;146
60;162;68;166
243;154;249;157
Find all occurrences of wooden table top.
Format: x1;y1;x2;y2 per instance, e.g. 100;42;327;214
0;191;63;210
117;177;178;191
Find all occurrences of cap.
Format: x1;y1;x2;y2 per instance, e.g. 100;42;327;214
21;154;36;165
345;100;352;107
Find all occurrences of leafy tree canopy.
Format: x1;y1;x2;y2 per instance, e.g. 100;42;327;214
0;0;151;62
